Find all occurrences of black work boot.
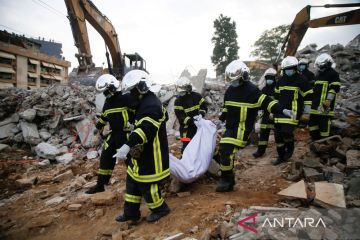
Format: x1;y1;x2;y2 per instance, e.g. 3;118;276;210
272;157;285;165
273;146;285;165
284;141;294;160
216;171;235;192
85;174;109;194
146;203;170;223
115;212;141;223
252;148;265;158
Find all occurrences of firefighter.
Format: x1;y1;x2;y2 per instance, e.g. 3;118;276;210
114;70;170;223
273;56;313;165
298;58;315;86
86;74;134;194
309;53;340;141
253;68;277;158
216;60;293;192
174;76;207;153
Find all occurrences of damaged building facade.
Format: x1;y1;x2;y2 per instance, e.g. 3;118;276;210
0;30;70;89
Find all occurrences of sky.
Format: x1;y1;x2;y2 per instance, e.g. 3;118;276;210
0;0;359;84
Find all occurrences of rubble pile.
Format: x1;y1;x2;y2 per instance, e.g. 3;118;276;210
0;84;101;163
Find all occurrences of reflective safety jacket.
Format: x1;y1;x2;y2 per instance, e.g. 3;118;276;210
174;92;207;134
311;68;340;117
261;83;276;129
274;73;312;125
219;81;283;148
300;69;315;87
96;92;134;147
125;92;170;183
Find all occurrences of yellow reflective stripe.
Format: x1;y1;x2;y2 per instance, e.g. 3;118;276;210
98;169;113;175
122;111;129;128
184;116;191;125
220;137;247;147
301;89;313;97
103;133;112;150
98;117;106;124
279;86;299;92
260;124;274;129
127;168;170;183
321;82;328;105
131;158;139;175
153;134;162;174
328;89;336;94
304;101;312;105
226;100;262;108
174;105;184;110
199;98;205;105
310;109;335;116
277;143;285;147
134;128;147;143
267;100;278;113
329;82;341;86
148;198;164;209
309;125;319;131
258;94;266;106
258;141;268;146
222;108;228;113
184;105;200;113
136;117;160;128
103;107;127;117
320;119;331;137
219;147;237;171
275;88;280;93
275;118;298;125
315;80;328;85
124;193;142;203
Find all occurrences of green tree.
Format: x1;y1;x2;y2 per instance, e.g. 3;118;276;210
251;24;290;62
211;14;239;77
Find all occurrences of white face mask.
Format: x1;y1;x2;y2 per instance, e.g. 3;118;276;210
178;91;186;96
230;80;240;87
266;79;274;85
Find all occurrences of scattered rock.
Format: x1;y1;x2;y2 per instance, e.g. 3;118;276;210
0;123;16;139
53;170;74;182
56;153;74;164
86;150;98;160
16;177;36;188
45;196;65;206
277;180;308;200
314;182;346;208
28;216;53;229
35;142;60;160
303;167;324;182
68;204;82;211
346;150;360;169
176;191;191;198
90;191;116;205
19;109;36;121
75;118;99;148
163;233;185;240
0;143;10;152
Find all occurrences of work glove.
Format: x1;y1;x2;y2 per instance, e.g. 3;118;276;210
283;109;296;120
113;144;130;160
300;114;310;122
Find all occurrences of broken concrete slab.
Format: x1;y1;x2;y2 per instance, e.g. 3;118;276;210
191;69;207;94
303;167;324;182
55;153;74;165
277;180;308;200
39;130;51;141
314;182;346;208
35;142;60;160
0;123;16;139
19;109;36;122
90;191;116;205
75;118;99;148
346;150;360;169
95;93;105;113
0;113;19;127
20;121;40;144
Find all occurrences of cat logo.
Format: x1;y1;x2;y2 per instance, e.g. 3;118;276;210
335;16;347;24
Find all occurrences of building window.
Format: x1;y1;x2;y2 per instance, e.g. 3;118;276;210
28;77;37;85
0;72;13;80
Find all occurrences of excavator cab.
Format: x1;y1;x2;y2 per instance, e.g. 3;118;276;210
123;53;147;74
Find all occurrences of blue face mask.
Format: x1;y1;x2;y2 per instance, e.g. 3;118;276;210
284;69;295;77
230;80;240;87
298;64;306;71
266;79;274;85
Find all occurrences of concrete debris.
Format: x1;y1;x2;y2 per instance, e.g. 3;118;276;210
55;153;74;164
0;143;10;152
163;233;185;240
19;109;36;122
86;150;98;160
90;191;116;206
346;150;360;169
314;182;346;208
0;123;16;139
67;203;82;211
45;196;65;207
35;142;60;160
20;121;40;144
53;170;74;183
277;180;307;200
75;118;99;148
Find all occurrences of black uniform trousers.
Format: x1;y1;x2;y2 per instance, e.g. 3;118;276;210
274;124;296;160
257;118;275;153
123;174;167;218
309;114;331;141
97;133;127;185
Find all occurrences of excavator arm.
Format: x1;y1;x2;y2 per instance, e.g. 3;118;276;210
280;3;360;58
65;0;123;77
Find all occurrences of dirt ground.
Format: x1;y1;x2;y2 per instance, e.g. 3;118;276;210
0;129;311;240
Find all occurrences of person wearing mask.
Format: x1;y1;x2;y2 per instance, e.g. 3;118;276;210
253;68;277;158
113;70;170;223
174;76;207;153
309;53;340;141
216;60;293;192
86;74;134;194
273;56;313;165
298;58;315;86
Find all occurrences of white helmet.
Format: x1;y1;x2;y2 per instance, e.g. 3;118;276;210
95;74;121;92
281;56;298;69
298;58;309;65
225;60;250;81
264;68;277;78
122;70;152;94
176;76;192;93
315;53;335;70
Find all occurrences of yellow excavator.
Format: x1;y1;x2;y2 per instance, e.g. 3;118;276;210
64;0;146;80
278;3;360;60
